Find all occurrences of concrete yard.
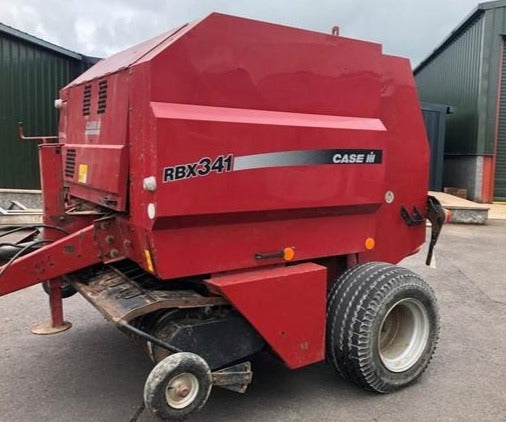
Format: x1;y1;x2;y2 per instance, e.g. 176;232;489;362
1;221;505;422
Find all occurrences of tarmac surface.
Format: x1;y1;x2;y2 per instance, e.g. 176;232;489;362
1;221;505;422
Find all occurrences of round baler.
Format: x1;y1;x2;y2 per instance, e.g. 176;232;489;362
0;13;445;421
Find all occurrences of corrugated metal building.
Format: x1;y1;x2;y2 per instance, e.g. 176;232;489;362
415;0;506;202
0;23;98;189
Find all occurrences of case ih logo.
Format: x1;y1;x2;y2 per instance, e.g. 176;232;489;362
162;149;383;182
85;120;101;136
332;151;378;164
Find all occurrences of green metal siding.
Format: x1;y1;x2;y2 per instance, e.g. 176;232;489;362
478;7;506;157
0;34;83;189
415;14;484;155
414;2;506;200
495;38;506;199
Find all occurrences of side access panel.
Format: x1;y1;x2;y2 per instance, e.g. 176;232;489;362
144;103;386;279
206;263;327;369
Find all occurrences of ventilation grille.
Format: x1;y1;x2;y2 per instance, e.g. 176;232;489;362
65;149;76;179
82;84;92;116
97;79;108;114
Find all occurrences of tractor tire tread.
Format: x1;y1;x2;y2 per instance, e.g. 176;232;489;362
326;262;440;393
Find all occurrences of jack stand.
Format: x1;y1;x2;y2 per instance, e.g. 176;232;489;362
31;279;72;335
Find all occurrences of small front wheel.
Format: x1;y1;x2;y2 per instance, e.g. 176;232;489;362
144;352;212;421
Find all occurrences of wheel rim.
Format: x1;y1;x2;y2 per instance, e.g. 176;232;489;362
378;298;430;372
165;373;200;409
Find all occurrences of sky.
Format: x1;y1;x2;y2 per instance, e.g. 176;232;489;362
0;0;489;68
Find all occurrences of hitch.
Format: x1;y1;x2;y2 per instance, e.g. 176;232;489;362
211;362;253;393
425;196;446;266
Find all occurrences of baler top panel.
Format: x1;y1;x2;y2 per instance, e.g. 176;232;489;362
66;24;189;87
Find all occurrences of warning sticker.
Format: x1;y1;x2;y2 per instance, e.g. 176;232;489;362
78;164;88;183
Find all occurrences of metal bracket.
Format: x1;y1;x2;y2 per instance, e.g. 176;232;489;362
93;217;125;262
425;196;446;266
400;205;424;226
211;362;253;393
18;121;58;143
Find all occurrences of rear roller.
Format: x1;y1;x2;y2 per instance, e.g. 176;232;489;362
144;352;212;421
326;262;440;393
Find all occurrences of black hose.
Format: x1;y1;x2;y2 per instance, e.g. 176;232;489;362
0;241;42;260
0;242;24;249
0;240;53;277
118;321;183;353
0;224;69;240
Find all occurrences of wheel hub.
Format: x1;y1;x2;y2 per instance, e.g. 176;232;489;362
165;373;200;409
378;298;430;372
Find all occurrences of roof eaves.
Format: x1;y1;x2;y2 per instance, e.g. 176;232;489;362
414;5;489;74
478;0;506;12
0;22;82;60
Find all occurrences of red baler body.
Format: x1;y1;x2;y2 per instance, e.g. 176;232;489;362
60;13;428;278
0;14;430;370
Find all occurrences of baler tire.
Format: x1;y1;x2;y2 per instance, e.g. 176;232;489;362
144;352;212;421
326;262;440;393
42;280;77;299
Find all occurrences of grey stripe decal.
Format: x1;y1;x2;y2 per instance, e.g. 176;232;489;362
233;149;382;170
161;149;383;183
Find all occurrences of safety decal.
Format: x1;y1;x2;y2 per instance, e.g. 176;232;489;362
162;149;382;182
78;164;89;184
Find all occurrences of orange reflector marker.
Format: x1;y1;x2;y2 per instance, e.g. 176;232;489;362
144;249;155;273
365;237;375;250
283;247;296;261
